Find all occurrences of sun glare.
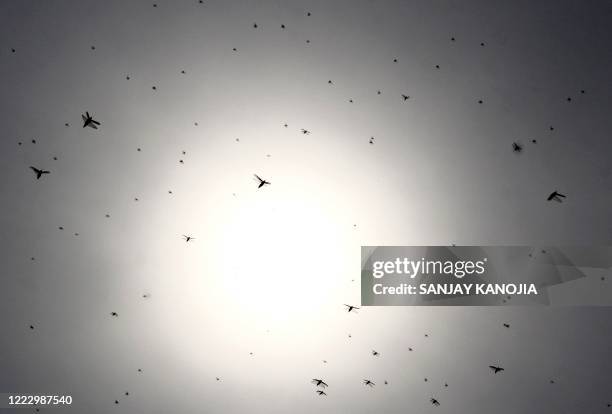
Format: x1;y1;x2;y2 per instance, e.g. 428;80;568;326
214;194;349;328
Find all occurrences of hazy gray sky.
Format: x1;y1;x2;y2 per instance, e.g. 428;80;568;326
1;0;611;413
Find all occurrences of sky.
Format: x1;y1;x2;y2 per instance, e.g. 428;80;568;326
1;0;611;413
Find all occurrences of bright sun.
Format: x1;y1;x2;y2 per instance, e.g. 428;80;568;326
214;192;350;329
